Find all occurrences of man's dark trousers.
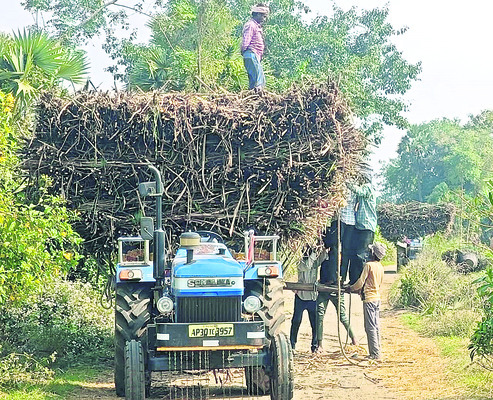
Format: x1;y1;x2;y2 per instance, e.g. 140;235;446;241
320;220;355;283
349;228;375;284
290;294;317;352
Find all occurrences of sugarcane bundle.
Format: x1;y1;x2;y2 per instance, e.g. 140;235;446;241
24;83;367;265
377;201;456;242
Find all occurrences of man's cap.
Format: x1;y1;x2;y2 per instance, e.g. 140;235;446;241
369;243;386;259
251;5;270;14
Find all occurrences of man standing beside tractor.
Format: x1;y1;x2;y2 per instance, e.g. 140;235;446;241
241;4;269;90
290;245;327;354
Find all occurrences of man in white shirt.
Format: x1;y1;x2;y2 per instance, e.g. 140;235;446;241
289;246;326;353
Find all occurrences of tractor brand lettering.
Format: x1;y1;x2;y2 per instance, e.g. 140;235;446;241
188;324;234;338
187;278;235;287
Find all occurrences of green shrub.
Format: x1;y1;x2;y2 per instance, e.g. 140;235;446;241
0;279;114;368
0;350;55;389
469;267;493;361
0;90;83;305
389;234;481;337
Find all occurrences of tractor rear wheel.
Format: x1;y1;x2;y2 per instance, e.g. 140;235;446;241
125;340;146;400
269;333;294;400
115;283;152;397
244;278;285;395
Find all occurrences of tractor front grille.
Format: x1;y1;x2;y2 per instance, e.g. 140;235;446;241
176;296;242;323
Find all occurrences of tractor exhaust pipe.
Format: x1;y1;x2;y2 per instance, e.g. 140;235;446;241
148;165;166;279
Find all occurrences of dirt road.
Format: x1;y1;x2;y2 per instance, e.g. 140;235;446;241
70;268;446;400
287;266;400;400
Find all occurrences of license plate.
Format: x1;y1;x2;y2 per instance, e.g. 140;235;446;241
188;324;234;338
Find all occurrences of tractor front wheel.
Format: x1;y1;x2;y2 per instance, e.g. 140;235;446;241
115;283;151;397
269;333;294;400
125;340;146;400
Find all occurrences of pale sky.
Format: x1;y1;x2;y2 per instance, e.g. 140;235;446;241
2;0;493;171
314;0;493;171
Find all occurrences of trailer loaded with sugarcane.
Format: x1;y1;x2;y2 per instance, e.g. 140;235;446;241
377;202;456;269
24;84;368;398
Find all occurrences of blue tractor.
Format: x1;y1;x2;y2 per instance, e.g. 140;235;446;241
114;166;293;400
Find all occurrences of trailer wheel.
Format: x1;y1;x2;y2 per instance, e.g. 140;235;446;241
269;333;294;400
125;340;146;400
115;284;152;397
244;278;285;394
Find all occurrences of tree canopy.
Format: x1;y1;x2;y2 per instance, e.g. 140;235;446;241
21;0;154;44
125;0;245;91
381;112;493;203
20;0;421;139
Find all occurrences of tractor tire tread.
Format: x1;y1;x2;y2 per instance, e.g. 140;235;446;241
114;284;151;397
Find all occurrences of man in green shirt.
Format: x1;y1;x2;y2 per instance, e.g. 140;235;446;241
348;171;377;284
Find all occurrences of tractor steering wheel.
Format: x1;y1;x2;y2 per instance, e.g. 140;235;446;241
195;231;224;243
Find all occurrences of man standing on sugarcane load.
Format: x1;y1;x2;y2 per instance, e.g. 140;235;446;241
241;4;269;91
348;166;378;284
290;244;327;354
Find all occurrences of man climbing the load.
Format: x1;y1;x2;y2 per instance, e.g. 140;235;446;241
241;3;269;91
319;190;357;284
347;165;377;284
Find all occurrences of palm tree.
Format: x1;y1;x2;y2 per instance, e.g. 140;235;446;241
0;29;89;114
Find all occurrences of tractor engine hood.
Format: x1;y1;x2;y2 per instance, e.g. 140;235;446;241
171;252;244;297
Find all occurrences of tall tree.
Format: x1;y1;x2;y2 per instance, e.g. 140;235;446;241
126;0;245;91
21;0;421;138
263;5;421;137
381;116;493;203
21;0;156;45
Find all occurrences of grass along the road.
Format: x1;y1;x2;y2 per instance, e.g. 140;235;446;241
403;312;493;398
370;311;493;400
2;313;492;400
0;365;109;400
434;334;493;398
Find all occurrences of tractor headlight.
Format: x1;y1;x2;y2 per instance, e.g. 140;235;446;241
243;295;262;313
156;296;174;314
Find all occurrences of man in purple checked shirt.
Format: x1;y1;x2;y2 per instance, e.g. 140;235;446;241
241;4;269;90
